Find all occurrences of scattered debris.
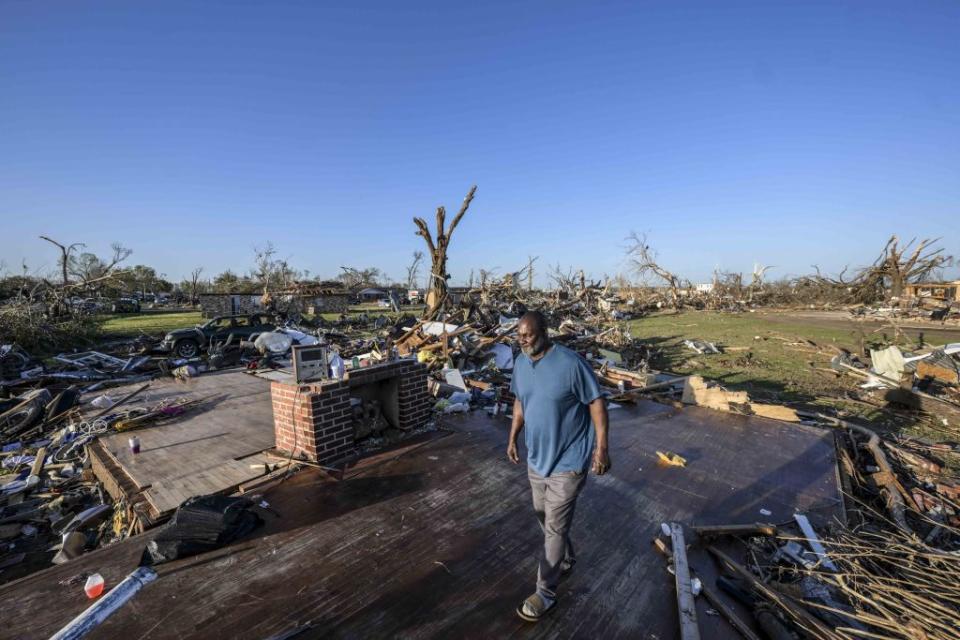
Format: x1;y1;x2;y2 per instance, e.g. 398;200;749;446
146;494;263;565
656;451;687;467
683;339;720;355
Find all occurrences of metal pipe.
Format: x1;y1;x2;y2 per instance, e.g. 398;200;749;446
49;567;158;640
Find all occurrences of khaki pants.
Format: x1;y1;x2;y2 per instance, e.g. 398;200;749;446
527;466;587;601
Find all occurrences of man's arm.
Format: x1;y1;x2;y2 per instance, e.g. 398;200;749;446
589;398;610;475
507;397;524;464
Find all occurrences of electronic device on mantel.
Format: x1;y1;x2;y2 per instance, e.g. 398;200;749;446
291;344;329;383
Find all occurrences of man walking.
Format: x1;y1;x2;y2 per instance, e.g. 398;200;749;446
507;311;610;621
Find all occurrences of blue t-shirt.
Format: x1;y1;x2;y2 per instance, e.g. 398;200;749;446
510;344;603;477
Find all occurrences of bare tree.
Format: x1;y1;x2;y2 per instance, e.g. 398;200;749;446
252;243;301;303
713;269;743;301
478;267;499;288
39;236;84;287
871;236;953;299
799;235;954;305
413;185;477;319
625;232;685;306
338;266;382;289
189;267;204;304
406;251;424;290
69;242;133;293
69;252;104;286
253;242;277;296
549;264;579;293
526;255;538;291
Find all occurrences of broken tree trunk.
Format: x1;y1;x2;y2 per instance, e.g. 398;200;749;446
413;185;477;320
811;413;917;538
847;423;917;538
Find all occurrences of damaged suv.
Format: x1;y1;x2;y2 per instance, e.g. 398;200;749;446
158;314;276;358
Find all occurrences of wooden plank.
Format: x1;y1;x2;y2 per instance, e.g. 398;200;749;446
692;523;777;539
669;523;701;640
700;583;762;640
143;458;271;516
29;446;47;477
652;537;761;640
617;376;688;397
747;403;800;422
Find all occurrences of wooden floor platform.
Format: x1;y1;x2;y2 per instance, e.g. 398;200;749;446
87;370;277;519
2;401;842;640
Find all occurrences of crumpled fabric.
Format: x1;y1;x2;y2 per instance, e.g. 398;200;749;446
2;454;34;469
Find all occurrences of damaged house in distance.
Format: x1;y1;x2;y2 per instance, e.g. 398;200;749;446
198;281;351;318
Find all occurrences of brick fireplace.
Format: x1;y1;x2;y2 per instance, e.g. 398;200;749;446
271;359;431;464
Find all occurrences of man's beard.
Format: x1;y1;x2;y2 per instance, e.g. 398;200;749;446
522;335;548;357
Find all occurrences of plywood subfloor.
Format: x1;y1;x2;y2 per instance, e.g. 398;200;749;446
2;401;842;640
91;370;277;517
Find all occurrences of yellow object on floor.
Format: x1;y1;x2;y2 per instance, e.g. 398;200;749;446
656;450;687;467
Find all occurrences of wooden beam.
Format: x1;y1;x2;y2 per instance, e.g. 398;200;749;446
624;376;689;396
670;523;701;640
691;523;777;540
699;584;762;640
29;446;48;478
653;537;760;640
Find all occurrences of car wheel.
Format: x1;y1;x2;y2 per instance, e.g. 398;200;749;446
173;339;200;359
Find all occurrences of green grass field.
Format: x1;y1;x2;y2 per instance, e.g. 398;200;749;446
626;311;867;404
626;310;960;444
97;311;203;337
96;305;426;337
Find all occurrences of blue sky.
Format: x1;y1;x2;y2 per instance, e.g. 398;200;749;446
1;0;958;286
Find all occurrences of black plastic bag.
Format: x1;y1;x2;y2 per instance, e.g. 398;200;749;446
146;494;263;565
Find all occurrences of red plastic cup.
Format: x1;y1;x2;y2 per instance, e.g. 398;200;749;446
84;573;105;598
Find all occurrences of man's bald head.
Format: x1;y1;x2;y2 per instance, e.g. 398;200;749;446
518;311;550;358
519;310;548;335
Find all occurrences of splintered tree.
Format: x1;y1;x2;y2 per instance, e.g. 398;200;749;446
413;185;477;319
801;235;954;304
872;236;952;299
39;236;84;288
625;232;685;306
39;236;132;293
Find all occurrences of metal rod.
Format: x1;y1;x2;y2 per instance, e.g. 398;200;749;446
49;567;158;640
